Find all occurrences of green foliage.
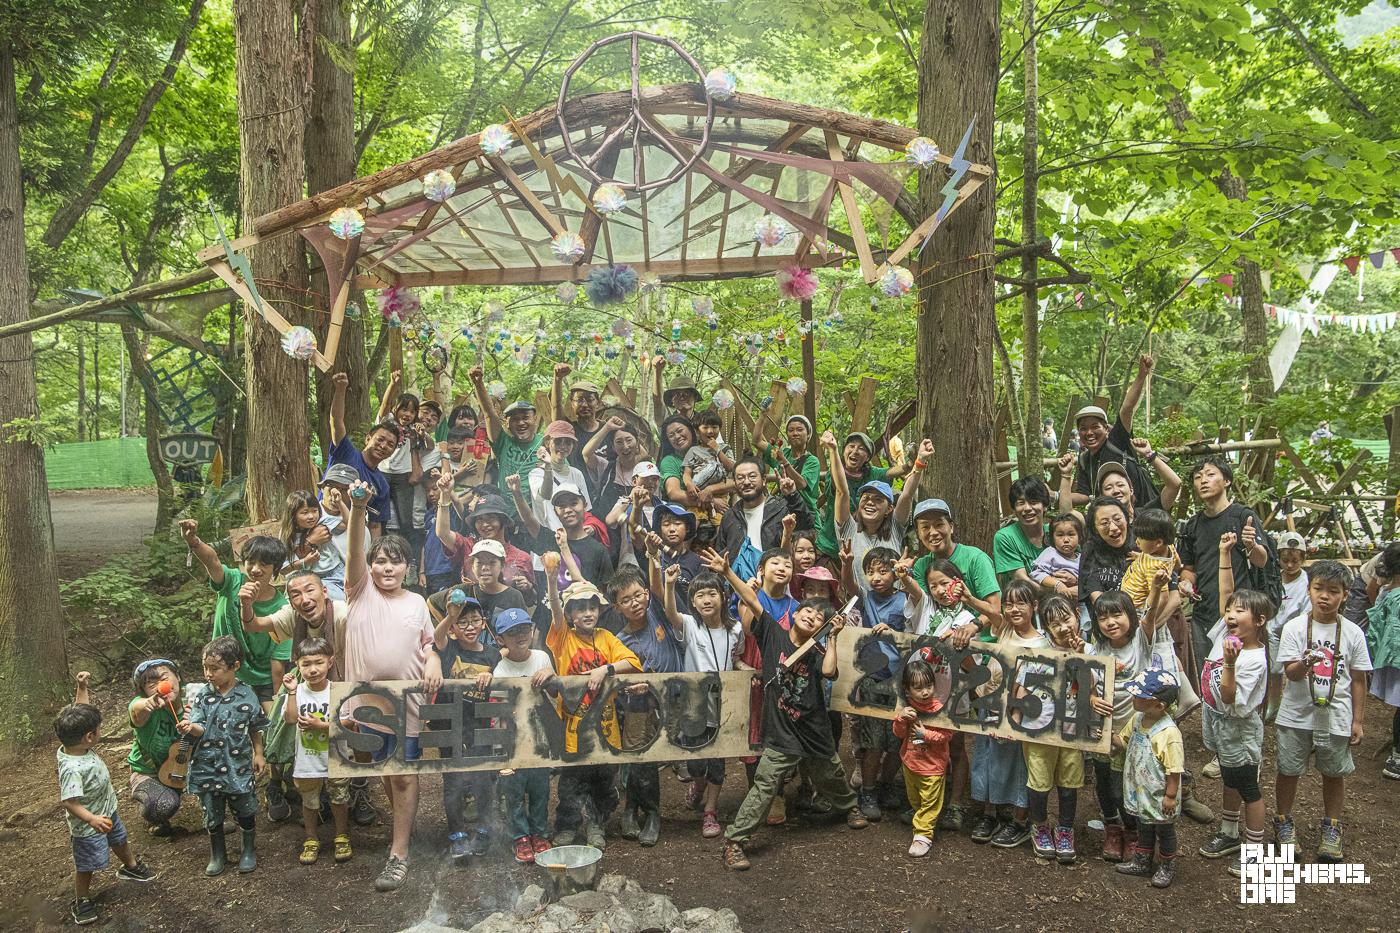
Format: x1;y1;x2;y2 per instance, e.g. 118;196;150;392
1;415;62;449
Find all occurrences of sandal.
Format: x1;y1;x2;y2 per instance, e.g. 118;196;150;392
299;840;320;865
333;834;353;863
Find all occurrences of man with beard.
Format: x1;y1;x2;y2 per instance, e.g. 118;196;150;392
715;457;810;578
327;372;399;538
815;432;908;568
1069;355;1158;509
551;363;606;495
469;364;542;519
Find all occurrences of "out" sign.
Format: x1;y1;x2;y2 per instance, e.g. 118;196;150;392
158;433;220;465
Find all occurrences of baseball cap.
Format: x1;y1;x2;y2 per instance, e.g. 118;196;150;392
492;607;533;635
1125;669;1180;705
1095;460;1130;490
857;480;895;504
550;482;586;503
1278;531;1306;551
844;432;875;455
467;495;512;532
1074;405;1108;426
651;501;697;536
631;460;660;480
470;539;507;561
561;581;608;607
544;419;577;441
912;498;953;522
502;400;536;416
321;463;360;486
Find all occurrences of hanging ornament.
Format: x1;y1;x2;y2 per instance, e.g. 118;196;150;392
879;263;915;298
704;68;737;101
556;282;579;304
706;312;719;331
551;230;586;262
376;285;420;323
711;388;735;411
776;265;819;301
345;301;362;320
585;264;639;306
639;271;662;293
280;326;317;361
753;215;791;248
421;169;457;202
487;381;507;401
624;335;636;351
604;345;618;360
665;346;683;365
671;319;682;340
480;123;514;155
422;345;449;374
786;377;808;396
611;319;632;338
592;184;626;214
904;137;940;167
328;207;364;239
484;301;506;323
691;295;714;317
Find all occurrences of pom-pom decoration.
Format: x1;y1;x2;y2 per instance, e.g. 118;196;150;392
421;169;457;202
585;264;639;306
879;263;915;298
328;207;364;240
592;184;626;214
704;68;737;101
376;285;421;324
422;344;449;374
556;282;579;304
479;123;514;155
551;230;586;262
691;295;714;317
711;388;735;411
1223;634;1243;651
786;377;808;396
776;265;819;302
487;381;507;401
904;136;941;167
280;326;318;361
753;215;791;248
484;301;506;323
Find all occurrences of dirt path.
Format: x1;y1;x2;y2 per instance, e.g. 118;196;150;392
49;488;156;579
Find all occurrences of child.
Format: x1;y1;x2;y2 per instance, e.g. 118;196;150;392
1119;508;1179;612
1274;560;1371;862
823;432;925;593
736;547;798;824
1112;670;1185;888
283;490;347;600
683;410;736;517
478;608;556;864
282;638;351;866
1266;531;1312;722
527;420;594;531
57;672;155;926
428;540;528;631
420;467;458;596
180;636;269;876
721;590;867;871
1022;593;1088;863
1366;543;1400;779
795;564;840;602
892;653;954;857
787;528;819;579
852;547;911;820
516;481;613;589
653;502;703;606
1031;514;1082;601
126;659;187;835
433;594;500;860
1196;537;1271;876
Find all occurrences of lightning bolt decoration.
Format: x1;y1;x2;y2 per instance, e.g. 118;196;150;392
207;200;268;311
920;115;976;256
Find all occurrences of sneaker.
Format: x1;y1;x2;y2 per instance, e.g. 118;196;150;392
936;802;963;833
685;781;704;811
857;789;883;822
1383;752;1400;781
990;820;1031;848
908;835;932;858
70;897;98;926
531;836;551;855
586;823;606;851
469;828;491;857
846;808;870;830
1317;818;1343;863
513;837;535;864
266;783;292;823
349;783;378;826
1115;851;1153;877
148;821;174;838
1031;823;1056;859
701;811;722;838
374;854;409;892
449;832;472;862
1228;847;1259;879
1201;757;1221;779
970;814;1000;844
117;859;156;882
766;795;787;826
1054;827;1076;864
722;840;750;871
1198;832;1241;859
1151;858;1176;888
1273;814;1296;848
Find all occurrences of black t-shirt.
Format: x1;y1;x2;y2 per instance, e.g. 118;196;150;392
569;420;604;497
752;610;835;758
1073;416;1157;507
1177;501;1269;624
437;639;501;681
428;584;528;629
532;528;614;588
662;550;703;608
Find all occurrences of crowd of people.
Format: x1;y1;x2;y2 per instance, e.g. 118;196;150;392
52;352;1400;925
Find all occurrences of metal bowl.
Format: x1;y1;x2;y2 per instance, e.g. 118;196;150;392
534;844;603;899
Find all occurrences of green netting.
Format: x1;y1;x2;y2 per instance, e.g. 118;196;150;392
45;438;155;489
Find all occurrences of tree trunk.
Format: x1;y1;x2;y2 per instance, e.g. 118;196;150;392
306;0;367;457
120;326;177;532
234;0;315;520
76;326;86;442
0;40;69;754
916;0;1001;550
1017;0;1042;479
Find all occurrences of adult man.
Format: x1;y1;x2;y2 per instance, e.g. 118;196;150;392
716;457;810;575
992;477;1051;585
469;364;542;517
552;362;606;492
815;431;908;566
327;372;398;537
1070;355;1157;508
651;356;702;425
909;499;1001;625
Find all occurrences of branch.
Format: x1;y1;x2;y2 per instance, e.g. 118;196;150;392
1272;10;1376;119
0;268;220;340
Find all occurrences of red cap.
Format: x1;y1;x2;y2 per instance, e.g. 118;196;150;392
544;420;578;441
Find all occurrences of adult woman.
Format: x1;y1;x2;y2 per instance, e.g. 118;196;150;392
584;416;649;519
758;415;820;517
657;415;698;506
1079;497;1134;613
126;660;189;836
992;477;1052;585
823;431;926;592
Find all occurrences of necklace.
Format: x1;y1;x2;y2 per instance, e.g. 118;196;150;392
1305;615;1340;708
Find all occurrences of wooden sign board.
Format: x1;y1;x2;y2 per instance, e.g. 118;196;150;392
830;629;1113;754
159;432;220;465
328;670;755;778
229;520;281;559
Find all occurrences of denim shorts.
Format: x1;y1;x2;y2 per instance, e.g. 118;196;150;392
71;813;127;872
1275;725;1354;778
369;731;422;764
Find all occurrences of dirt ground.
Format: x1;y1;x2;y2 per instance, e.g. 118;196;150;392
2;691;1396;933
49;489;156;580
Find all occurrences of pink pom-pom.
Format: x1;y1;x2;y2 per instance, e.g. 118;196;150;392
1224;634;1243;651
776;266;818;301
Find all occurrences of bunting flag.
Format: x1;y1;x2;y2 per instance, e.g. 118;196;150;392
1260;299;1397;336
1335;244;1400;275
1341;255;1362;274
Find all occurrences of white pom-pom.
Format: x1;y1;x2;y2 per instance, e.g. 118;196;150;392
328;207;364;239
592;184;626;214
704;68;737;101
786;377;808;396
879;264;915;298
904;137;940;167
691;296;714;316
551;231;586;261
487;381;507;401
421;169;456;202
480;123;514;155
280;326;318;361
556;282;579;303
753;215;791;248
712;389;735;411
484;301;505;323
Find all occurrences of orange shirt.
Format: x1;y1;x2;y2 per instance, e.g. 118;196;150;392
546;622;641;753
892;715;954;776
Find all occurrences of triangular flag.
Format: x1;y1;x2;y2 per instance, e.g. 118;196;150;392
1298;261;1315;281
1370;251;1386;269
1391;248;1400;264
1341;255;1361;274
1217;273;1235;287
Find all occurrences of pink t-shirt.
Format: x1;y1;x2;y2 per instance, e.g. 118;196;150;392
343;572;434;736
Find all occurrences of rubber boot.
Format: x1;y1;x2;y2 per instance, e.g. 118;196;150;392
638;809;660;847
1102;823;1125;862
619;802;640;841
205;830;228;876
238;828;257;873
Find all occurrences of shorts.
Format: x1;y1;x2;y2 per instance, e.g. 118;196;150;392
1201;707;1263;768
249;680;275;704
71;813;127;872
1023;742;1085;793
1275;725;1354;778
856;714;899;754
293;776;350;810
369;731;422;764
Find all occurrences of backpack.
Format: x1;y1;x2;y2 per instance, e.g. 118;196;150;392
1183;507;1284;614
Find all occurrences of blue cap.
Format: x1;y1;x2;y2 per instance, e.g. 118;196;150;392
856;480;895;504
912;498;952;521
1125;669;1180;703
493;607;533;635
650;501;697;537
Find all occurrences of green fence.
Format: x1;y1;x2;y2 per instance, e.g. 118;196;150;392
46;438;155;490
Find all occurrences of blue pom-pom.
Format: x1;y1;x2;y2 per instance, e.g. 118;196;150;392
585;264;639;307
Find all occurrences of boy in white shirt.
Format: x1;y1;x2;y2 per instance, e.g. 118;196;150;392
1265;532;1311;721
281;637;352;866
1273;561;1372;863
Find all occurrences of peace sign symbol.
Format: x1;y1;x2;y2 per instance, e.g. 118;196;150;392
555;32;715;193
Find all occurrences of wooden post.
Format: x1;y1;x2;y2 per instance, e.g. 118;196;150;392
1386;403;1400;539
800;299;817;429
389;328;403;374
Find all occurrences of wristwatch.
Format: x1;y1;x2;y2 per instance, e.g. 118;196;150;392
605;663;616;677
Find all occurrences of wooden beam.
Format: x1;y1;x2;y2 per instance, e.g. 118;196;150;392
824;130;876;282
850;377;879;434
208;258;331;372
350;253;849;288
484;153;568;238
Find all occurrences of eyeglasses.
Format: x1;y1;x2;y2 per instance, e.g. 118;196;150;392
618;592;649;607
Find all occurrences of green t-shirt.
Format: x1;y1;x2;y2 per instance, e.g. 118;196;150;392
127;697;180;776
913;543;999;601
816;464;891;558
210;565;290;687
493;431;543;517
659;454;686;498
56;748;118;837
992;522;1046;582
763;447;820;516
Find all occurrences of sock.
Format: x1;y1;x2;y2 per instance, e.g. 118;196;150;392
1220;808;1240;839
1243;826;1265;846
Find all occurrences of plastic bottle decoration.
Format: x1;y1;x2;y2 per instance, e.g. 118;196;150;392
753;215;791;248
551;231;586;262
328;207;364;240
879;263;915;298
585;264;639;306
556;282;579;304
704;68;737;101
706;312;719;331
345;301;362;320
624;335;636;351
711;388;735;411
421;169;457;202
487;381;507;401
691;295;713;317
280;326;318;361
480;123;514;155
639;271;661;292
670;319;682;340
484;301;506;323
904;137;941;167
667;347;685;365
592;184;626;214
786;377;808;396
776;265;818;301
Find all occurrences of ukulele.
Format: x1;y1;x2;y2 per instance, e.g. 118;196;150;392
153;687;196;790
